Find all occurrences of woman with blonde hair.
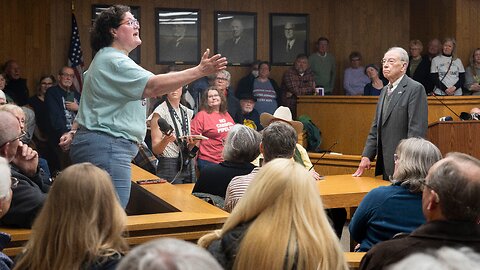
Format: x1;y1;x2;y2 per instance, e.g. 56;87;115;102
198;158;348;270
14;163;128;270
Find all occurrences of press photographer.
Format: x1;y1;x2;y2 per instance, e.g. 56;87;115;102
149;83;198;184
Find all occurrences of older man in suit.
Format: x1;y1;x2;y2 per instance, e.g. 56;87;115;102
353;47;428;180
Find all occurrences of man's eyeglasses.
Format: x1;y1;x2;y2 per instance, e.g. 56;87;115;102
10;177;19;189
381;58;400;65
419;179;440;203
0;130;26;148
120;19;140;28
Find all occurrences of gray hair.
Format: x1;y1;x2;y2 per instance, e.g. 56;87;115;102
427;152;480;222
387;47;410;64
0;157;11;199
216;70;231;82
0;110;19;149
388;247;480;270
262;122;297;163
117;238;223;270
392;138;442;193
223;124;261;163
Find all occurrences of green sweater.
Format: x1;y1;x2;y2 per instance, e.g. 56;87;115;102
308;52;336;93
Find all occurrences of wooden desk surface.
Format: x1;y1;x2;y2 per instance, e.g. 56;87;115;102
2;165;229;257
175;174;389;209
345;252;366;268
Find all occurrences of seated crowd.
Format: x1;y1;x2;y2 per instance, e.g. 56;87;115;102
1;31;480;269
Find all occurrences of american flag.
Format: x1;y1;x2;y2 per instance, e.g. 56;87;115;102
68;13;84;93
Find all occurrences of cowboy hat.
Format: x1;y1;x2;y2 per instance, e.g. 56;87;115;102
260;106;303;134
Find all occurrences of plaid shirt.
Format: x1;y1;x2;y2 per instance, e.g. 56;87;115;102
281;67;316;116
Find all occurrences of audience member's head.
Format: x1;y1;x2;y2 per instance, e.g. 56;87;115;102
117;237;223;270
0;111;23;162
223;124;261;163
0;73;6;91
3;60;21;81
392;137;442;193
199;158;348;270
249;60;261;77
470;48;480;68
422;152;480;223
442;37;457;58
364;64;380;79
57;66;75;90
199;87;227;113
0;104;26;132
258;61;271;79
213;70;231;91
470;107;480;115
14;163;128;270
349;51;363;68
237;92;256;115
427;38;441;58
316;37;330;55
0;157;13;218
36;75;55;96
409;39;423;59
261;121;297;163
294;54;309;74
388;247;480;270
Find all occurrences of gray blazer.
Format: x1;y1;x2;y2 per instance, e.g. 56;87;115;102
362;75;428;179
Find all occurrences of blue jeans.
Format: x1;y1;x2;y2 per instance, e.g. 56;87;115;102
70;129;139;208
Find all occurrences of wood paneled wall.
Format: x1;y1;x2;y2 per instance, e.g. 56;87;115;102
1;0;479;97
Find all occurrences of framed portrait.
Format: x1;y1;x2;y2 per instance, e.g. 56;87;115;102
155;8;200;65
215;12;257;66
91;5;141;64
270;13;309;66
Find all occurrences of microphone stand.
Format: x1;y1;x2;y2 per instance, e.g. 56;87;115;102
309;141;338;171
431;92;462;120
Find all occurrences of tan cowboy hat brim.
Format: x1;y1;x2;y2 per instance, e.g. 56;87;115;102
260;109;304;134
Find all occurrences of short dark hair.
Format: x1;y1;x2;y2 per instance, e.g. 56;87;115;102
258;61;271;71
349;51;362;61
262;122;297;163
428;152;480;222
90;5;130;52
296;54;308;61
317;37;329;44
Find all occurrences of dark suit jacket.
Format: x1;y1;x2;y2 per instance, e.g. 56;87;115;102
160;38;197;63
407;55;433;93
362;75;428;179
272;38;304;64
220;36;254;64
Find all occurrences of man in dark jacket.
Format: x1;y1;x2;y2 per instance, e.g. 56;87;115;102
359;152;480;270
0;111;49;228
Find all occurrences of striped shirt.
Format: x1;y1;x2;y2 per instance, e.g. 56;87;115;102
224;167;260;212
